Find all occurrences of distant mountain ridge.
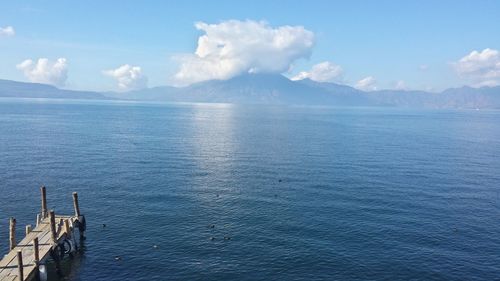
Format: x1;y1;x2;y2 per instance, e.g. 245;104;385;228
0;79;107;100
1;75;499;109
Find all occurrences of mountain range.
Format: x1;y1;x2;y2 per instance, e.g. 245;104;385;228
1;74;499;109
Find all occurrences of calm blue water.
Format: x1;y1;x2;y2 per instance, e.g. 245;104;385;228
0;98;499;281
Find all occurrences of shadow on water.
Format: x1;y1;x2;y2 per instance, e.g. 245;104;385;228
45;240;87;281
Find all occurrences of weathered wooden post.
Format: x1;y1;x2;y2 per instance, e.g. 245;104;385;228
17;250;24;281
49;210;57;243
33;237;40;265
9;217;16;250
41;186;48;219
72;192;81;217
73;192;86;240
36;214;41;227
64;219;71;239
33;237;40;278
25;225;32;236
48;210;63;276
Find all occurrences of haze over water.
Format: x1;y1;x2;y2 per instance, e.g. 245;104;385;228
0;98;499;280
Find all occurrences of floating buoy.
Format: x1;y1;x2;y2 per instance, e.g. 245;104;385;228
115;256;122;261
153;245;158;249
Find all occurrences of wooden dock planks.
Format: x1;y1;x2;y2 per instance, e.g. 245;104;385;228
0;216;76;281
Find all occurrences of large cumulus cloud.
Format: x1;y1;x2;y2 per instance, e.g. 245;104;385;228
16;58;68;86
103;64;148;91
174;20;315;85
453;48;500;87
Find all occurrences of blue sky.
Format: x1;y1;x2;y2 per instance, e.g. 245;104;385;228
1;0;499;92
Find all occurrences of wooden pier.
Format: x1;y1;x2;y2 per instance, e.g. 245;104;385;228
0;187;86;281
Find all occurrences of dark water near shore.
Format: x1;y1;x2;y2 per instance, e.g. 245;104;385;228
0;98;499;281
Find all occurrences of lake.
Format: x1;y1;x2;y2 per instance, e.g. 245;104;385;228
0;98;499;280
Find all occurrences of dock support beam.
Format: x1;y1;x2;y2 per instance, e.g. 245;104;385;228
64;219;71;239
41;186;48;219
49;211;57;243
72;192;81;217
17;250;24;281
9;217;16;250
33;237;40;264
73;192;86;240
33;237;40;279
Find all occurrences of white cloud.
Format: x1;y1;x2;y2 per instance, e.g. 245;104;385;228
103;64;148;91
173;20;315;85
291;61;344;83
355;76;377;91
453;48;500;87
419;64;429;71
16;58;68;86
0;26;15;37
394;80;407;90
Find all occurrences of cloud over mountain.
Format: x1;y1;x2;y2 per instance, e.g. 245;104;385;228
16;58;68;86
355;76;377;91
394;80;407;90
0;26;15;37
103;64;148;91
173;20;315;85
291;61;344;83
454;48;500;87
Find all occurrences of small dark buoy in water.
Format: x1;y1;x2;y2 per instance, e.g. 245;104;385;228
114;256;122;261
224;236;231;240
216;194;220;198
210;237;216;241
278;179;282;183
102;224;106;228
209;224;215;229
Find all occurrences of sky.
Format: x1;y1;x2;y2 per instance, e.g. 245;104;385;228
0;0;499;92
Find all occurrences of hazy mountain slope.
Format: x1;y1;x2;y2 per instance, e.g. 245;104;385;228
0;79;106;99
368;86;500;108
102;86;180;101
1;76;499;108
177;73;338;105
438;86;500;109
296;79;370;105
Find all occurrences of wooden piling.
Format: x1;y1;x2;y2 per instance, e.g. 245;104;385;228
33;237;40;279
36;214;41;227
9;217;16;250
17;250;24;281
25;225;32;236
33;237;40;265
72;192;81;217
64;219;71;239
41;186;48;218
49;210;57;243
